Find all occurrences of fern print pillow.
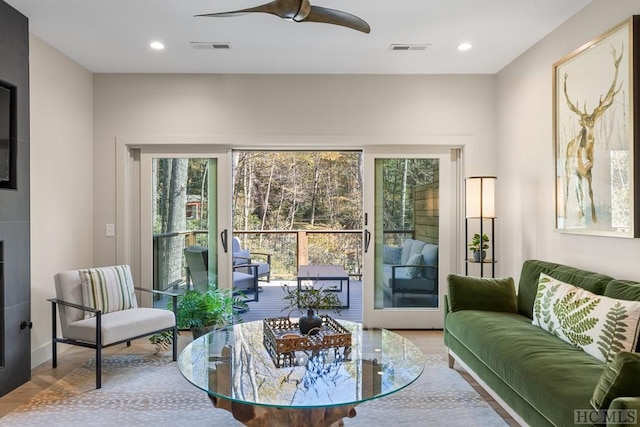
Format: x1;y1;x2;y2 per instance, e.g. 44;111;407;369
532;273;640;363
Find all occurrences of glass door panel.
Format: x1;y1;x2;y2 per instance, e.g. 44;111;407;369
139;149;232;309
151;158;217;295
363;147;457;329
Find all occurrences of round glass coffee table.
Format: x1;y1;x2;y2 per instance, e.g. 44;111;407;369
178;319;425;426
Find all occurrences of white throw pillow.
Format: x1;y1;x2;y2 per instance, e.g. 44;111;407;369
80;265;138;318
405;253;424;278
532;273;640;363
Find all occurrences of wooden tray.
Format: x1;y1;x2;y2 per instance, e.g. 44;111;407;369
263;315;352;367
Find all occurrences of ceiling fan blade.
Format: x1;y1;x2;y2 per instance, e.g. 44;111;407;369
304;6;370;33
195;1;289;19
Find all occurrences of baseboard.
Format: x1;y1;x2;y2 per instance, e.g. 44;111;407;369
31;342;51;369
448;349;528;427
31;340;74;370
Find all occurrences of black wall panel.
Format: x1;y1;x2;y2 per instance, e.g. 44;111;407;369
0;0;30;397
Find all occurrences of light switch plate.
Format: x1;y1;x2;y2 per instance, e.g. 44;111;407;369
105;223;115;237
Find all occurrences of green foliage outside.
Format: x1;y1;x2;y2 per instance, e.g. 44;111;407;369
154;152;440;281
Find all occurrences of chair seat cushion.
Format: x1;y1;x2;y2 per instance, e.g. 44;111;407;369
66;307;175;346
256;262;269;276
233;271;256;291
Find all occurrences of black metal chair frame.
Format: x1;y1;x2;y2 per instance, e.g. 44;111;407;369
48;287;178;389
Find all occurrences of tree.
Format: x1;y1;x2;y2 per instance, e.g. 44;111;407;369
154;158;189;288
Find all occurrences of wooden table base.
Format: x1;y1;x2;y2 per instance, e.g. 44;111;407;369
209;395;358;427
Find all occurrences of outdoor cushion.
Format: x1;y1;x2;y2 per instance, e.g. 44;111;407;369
233;250;251;264
383;246;401;265
400;238;426;265
532;273;640;363
79;265;138;318
591;352;640;410
447;274;517;313
233;271;256;291
405;253;423;278
422;243;438;266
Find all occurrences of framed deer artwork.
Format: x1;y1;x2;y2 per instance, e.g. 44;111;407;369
554;16;640;237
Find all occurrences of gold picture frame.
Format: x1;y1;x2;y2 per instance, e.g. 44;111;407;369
554;16;640;237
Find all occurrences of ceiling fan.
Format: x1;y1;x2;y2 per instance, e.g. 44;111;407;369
195;0;371;34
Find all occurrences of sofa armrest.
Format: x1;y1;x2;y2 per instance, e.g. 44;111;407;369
608;397;640;427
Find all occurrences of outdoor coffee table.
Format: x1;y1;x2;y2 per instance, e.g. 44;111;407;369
297;264;350;308
178;319;425;427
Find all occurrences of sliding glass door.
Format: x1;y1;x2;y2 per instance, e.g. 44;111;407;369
139;148;232;303
362;147;459;329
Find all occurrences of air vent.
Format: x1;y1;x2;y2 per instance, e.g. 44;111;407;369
389;44;430;52
190;42;232;50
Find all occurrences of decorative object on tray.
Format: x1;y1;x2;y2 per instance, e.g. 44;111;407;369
281;282;342;335
263;315;352;368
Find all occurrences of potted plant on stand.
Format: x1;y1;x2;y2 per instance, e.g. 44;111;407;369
281;283;342;336
150;287;247;353
468;233;490;262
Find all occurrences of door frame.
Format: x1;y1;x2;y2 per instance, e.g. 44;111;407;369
362;146;462;329
116;137;233;304
139;150;232;295
116;136;466;324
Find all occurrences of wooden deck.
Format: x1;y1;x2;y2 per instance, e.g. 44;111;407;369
240;280;363;323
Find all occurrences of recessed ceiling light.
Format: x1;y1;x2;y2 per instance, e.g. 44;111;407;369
150;41;165;50
457;42;473;51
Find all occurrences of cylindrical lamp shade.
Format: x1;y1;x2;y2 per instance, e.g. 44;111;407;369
465;176;496;218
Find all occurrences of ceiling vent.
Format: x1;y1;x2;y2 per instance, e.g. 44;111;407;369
389;44;430;52
190;42;232;50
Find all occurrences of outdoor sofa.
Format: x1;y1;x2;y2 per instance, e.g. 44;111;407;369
382;238;438;305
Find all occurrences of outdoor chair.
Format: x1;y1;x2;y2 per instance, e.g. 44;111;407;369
49;265;178;389
183;245;210;292
184;245;260;302
232;237;272;283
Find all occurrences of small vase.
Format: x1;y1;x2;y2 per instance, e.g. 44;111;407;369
473;250;487;262
299;309;323;335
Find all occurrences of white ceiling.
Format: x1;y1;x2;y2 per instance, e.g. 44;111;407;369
5;0;592;74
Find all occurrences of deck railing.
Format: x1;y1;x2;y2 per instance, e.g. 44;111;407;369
153;229;414;291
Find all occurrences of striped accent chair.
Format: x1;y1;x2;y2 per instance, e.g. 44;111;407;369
50;265;178;388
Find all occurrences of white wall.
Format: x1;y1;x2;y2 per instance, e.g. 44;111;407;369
93;73;498;267
497;0;640;281
29;34;94;367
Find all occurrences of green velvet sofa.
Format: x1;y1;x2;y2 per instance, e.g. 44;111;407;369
444;259;640;427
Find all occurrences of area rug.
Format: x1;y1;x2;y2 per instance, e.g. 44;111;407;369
2;354;507;426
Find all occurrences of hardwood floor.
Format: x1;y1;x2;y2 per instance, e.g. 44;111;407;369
0;330;518;426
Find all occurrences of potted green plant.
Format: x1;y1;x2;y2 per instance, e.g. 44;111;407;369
468;233;490;262
281;283;342;335
150;287;247;353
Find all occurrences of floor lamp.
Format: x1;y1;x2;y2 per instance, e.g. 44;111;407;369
465;176;496;277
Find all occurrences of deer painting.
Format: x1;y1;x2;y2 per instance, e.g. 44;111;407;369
562;45;623;224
